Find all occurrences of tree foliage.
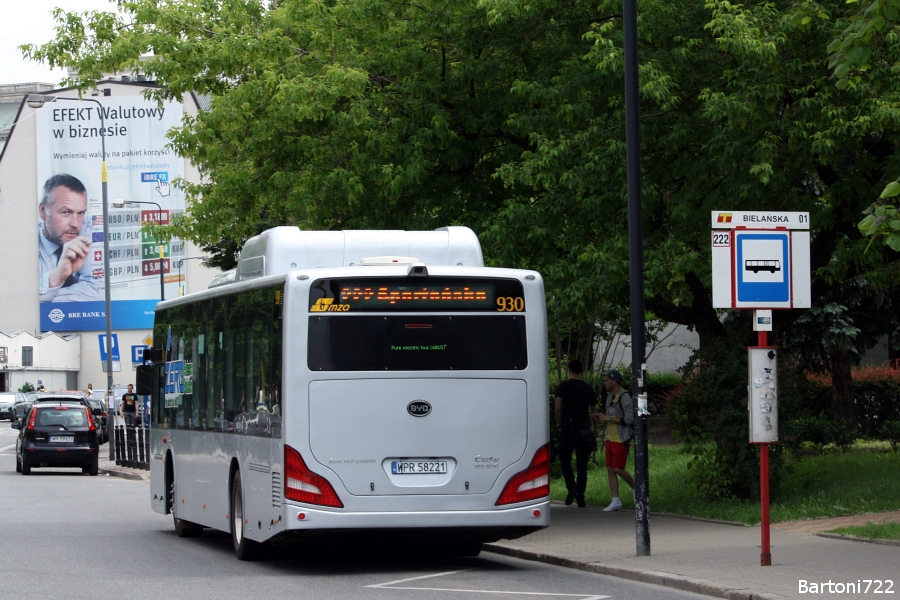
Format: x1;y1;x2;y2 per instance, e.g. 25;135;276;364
23;0;900;498
24;0;899;325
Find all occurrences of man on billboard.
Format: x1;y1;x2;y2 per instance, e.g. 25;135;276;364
38;174;102;302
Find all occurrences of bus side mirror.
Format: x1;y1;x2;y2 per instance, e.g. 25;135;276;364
135;365;154;395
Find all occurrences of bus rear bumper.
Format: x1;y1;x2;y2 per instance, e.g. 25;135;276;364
283;500;550;536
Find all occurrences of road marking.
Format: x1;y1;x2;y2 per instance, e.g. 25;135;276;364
0;444;15;453
367;569;609;599
368;570;473;588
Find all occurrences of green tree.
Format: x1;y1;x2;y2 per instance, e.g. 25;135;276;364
25;0;900;497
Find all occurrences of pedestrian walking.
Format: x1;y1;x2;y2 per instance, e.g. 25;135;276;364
596;369;635;511
554;359;597;508
121;384;139;427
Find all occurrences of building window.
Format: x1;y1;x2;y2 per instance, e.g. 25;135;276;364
0;347;7;363
22;346;33;367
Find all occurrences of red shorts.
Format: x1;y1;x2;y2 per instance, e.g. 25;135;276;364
605;440;630;469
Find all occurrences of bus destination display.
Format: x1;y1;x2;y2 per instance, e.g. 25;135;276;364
309;277;525;312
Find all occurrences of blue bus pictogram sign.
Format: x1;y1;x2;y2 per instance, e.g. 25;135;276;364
734;231;791;306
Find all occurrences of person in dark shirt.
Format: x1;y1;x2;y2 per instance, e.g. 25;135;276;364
121;384;139;427
554;359;597;507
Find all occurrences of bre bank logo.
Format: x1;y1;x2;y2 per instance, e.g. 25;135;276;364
48;309;65;324
309;298;350;312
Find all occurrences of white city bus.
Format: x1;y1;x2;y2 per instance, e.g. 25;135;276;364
147;226;549;559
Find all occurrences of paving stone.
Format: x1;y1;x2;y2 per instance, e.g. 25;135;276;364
485;504;900;599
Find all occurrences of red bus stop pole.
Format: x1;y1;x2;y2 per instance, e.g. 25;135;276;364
758;330;771;566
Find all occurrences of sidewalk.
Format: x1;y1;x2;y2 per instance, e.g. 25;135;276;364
485;503;900;600
97;442;149;481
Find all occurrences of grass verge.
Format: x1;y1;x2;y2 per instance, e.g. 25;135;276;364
823;522;900;541
551;443;900;524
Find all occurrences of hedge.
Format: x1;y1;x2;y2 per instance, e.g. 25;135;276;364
805;365;900;438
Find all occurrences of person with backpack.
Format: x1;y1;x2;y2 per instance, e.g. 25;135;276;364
554;359;597;508
596;369;635;511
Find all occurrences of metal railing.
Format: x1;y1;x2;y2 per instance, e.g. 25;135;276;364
114;422;150;470
0;82;55;98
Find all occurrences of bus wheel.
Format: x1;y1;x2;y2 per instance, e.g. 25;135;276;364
174;516;203;538
448;540;483;557
230;471;263;560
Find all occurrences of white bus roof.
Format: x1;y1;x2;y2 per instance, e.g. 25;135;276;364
223;226;484;285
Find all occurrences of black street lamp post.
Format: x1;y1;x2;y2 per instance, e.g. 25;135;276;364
623;0;651;557
176;256;210;297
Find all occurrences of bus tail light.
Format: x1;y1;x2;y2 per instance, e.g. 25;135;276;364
284;445;344;508
495;444;550;506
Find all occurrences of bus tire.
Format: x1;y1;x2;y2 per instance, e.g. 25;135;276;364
174;516;204;538
231;471;264;560
448;540;483;557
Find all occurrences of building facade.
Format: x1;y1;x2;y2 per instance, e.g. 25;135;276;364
0;79;219;392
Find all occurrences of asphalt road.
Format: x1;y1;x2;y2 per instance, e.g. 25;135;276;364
0;430;707;600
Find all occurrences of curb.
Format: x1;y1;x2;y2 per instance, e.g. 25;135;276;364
649;511;750;528
815;533;900;547
99;466;148;481
548;502;750;528
483;545;788;600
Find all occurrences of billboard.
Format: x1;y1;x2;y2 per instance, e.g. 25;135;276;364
36;96;186;332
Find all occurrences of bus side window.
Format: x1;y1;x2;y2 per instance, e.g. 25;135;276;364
223;295;242;431
153;319;168;426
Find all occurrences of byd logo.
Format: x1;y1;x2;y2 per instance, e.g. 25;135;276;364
407;400;432;417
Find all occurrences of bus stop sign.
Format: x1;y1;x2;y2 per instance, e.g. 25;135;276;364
711;211;811;309
735;230;790;306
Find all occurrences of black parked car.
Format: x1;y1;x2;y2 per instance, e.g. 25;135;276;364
12;392;39;420
12;400;101;475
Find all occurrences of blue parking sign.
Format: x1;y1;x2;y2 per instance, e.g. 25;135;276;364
132;345;150;364
98;334;120;361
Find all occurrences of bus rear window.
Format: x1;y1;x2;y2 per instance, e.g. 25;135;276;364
308;315;527;371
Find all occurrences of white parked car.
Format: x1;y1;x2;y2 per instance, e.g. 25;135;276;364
0;393;24;421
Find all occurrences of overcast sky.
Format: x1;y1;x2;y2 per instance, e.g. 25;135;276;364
1;0;117;85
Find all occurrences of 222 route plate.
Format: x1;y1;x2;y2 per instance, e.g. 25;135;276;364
391;460;448;474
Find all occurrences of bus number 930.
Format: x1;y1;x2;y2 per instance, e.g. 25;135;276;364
496;297;525;312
